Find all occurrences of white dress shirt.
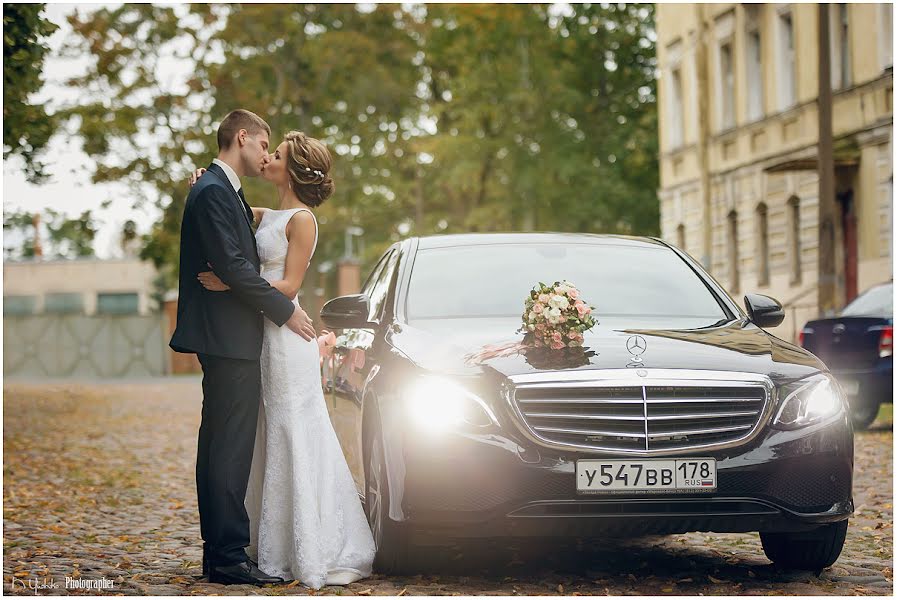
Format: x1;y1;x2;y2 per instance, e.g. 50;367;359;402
212;158;242;194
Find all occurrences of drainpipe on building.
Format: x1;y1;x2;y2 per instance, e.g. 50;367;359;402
695;3;713;271
817;4;838;318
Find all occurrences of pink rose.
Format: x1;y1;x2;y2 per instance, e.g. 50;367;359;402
575;302;588;317
550;340;566;350
538;294;550;304
567;330;578;339
551;331;563;343
535;323;546;332
317;330;337;358
568;288;579;300
533;303;544;314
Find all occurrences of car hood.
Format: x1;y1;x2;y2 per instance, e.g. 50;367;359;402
388;315;825;383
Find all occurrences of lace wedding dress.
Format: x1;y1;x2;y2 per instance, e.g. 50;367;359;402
244;207;376;589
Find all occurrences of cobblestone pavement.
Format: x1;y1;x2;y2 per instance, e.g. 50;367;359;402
3;381;893;596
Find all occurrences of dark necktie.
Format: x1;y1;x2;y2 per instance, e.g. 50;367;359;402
236;188;252;224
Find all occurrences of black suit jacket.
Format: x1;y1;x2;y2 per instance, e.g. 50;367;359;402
169;162;295;360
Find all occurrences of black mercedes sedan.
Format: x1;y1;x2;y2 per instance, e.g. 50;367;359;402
320;233;853;574
799;281;893;429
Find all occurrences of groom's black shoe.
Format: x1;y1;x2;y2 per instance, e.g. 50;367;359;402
208;560;285;586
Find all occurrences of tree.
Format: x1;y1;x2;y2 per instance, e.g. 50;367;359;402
3;208;96;259
61;3;659;294
3;3;59;183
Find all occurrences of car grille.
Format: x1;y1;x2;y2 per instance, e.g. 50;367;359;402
508;370;771;454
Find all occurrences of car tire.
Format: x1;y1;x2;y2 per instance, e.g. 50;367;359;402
849;395;880;430
760;520;848;571
363;404;413;574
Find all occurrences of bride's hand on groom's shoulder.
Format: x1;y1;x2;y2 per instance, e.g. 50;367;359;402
188;168;207;188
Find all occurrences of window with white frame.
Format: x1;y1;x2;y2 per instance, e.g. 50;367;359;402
830;4;851;90
777;9;797;110
714;12;735;131
665;40;686;149
745;6;764;121
719;41;735;130
669;67;684;147
880;3;893;71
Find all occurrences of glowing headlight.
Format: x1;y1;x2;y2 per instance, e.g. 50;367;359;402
773;373;846;430
405;377;497;432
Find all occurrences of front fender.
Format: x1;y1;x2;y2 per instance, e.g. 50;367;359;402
363;366;410;522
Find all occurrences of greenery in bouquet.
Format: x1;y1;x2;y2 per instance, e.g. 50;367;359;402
517;281;597;350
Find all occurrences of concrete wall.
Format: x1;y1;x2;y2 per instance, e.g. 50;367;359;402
3;258;158;315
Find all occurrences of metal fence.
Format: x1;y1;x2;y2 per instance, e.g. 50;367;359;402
4;314;168;378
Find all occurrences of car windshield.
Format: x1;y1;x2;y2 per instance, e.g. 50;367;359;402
840;283;893;317
405;242;730;321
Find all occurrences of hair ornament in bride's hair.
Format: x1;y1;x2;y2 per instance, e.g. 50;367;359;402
305;166;324;177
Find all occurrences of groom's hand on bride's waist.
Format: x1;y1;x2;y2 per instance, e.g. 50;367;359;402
285;306;316;341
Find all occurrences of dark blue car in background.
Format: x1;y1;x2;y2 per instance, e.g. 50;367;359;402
799;281;893;429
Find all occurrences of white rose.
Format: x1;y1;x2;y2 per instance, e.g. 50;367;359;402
528;310;537;321
547;307;562;322
548;294;568;310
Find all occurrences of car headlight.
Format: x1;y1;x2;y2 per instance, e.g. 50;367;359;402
405;376;498;432
773;373;846;430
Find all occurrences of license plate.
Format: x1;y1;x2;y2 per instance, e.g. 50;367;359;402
840;378;859;395
576;458;717;494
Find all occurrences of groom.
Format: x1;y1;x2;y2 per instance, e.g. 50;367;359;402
170;109;316;585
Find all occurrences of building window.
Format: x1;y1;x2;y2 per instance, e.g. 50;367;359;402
45;293;84;314
718;41;735;130
745;6;764;121
788;196;802;285
755;203;770;286
669;67;685;148
830;4;851;89
3;295;37;316
880;4;893;71
727;210;740;294
777;10;797;110
97;292;139;315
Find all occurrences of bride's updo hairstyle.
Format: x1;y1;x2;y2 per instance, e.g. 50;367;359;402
284;131;334;208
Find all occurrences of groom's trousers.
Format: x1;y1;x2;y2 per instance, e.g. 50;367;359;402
195;353;261;567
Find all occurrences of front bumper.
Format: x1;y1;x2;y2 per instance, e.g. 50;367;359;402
394;413;853;540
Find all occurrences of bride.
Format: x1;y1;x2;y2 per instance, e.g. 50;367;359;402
190;130;376;589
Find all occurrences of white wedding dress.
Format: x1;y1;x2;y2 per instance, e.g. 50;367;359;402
244;207;376;589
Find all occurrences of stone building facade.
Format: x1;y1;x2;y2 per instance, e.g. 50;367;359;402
656;3;893;342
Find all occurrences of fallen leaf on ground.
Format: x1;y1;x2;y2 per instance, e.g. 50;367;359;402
397;587;407;596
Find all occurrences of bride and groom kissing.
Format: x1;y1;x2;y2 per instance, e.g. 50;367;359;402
169;109;376;588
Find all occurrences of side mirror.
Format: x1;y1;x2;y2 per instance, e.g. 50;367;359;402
321;294;375;329
744;293;785;328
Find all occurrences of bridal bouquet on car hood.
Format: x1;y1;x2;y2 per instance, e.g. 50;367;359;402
463;280;598;367
518;280;597;349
